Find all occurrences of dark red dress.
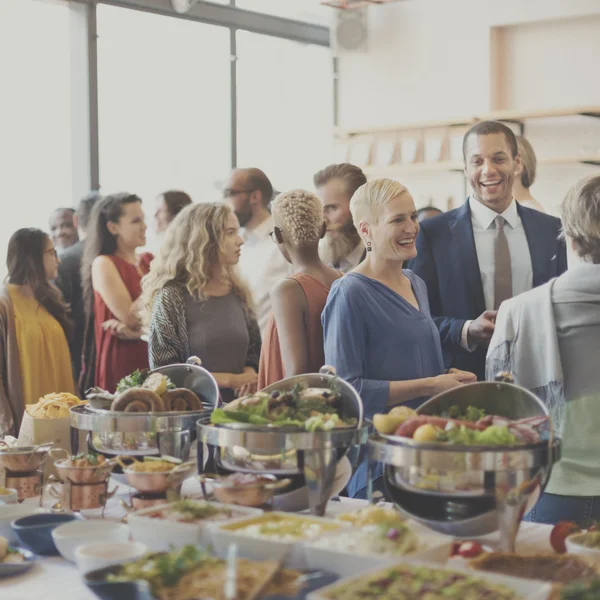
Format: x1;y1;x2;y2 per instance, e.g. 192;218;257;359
94;253;153;393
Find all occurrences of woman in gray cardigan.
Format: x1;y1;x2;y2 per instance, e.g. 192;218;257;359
487;174;600;526
142;202;260;403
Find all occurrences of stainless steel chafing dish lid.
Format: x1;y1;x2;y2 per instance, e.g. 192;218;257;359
258;365;364;428
150;358;220;411
418;372;550;419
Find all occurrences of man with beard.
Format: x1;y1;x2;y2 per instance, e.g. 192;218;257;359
49;207;79;252
313;163;366;272
223;167;289;336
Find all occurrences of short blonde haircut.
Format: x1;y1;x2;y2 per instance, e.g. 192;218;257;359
517;136;537;188
350;178;409;226
561;175;600;263
271;189;324;247
141;202;254;324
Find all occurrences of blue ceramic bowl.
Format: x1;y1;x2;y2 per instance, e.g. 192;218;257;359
11;513;80;556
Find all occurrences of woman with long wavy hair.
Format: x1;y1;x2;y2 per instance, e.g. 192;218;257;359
81;193;153;393
142;202;260;402
0;228;75;436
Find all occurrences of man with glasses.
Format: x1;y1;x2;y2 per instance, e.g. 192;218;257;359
223;167;289;337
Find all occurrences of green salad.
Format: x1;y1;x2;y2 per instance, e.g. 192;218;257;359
445;405;486;422
211;383;356;431
438;424;517;445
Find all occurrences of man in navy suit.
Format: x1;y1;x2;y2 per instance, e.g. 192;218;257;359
411;121;567;381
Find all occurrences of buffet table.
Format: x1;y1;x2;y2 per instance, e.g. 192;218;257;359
3;476;555;600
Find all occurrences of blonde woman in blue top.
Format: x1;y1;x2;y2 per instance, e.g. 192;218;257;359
322;179;476;497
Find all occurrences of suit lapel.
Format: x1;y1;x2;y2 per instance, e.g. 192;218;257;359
449;202;486;316
518;203;553;286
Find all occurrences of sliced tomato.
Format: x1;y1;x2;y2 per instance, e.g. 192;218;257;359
550;521;580;554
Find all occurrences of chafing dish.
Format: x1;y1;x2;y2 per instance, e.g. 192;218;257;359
199;366;368;516
370;374;561;551
70;360;219;461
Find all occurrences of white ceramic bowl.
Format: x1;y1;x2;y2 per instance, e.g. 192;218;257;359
0;504;46;545
0;488;18;505
566;532;600;558
74;541;147;574
128;500;262;552
52;520;130;563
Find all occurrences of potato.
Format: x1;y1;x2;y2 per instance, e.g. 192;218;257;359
373;413;406;435
388;406;417;421
413;424;440;442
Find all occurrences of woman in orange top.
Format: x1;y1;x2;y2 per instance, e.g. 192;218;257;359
258;190;342;388
0;228;75;436
81;193;153;393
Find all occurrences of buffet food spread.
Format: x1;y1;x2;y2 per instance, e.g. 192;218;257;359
0;369;592;600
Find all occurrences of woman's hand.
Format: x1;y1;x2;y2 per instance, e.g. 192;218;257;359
102;319;143;341
430;372;469;395
447;368;477;383
232;368;258;397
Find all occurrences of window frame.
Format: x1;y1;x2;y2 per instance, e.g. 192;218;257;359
70;0;333;191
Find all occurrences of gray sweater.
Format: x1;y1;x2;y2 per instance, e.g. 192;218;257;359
148;283;261;402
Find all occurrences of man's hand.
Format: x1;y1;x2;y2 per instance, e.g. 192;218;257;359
467;310;497;347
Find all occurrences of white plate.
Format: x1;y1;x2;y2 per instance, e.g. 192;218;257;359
128;500;262;552
211;512;347;569
307;559;553;600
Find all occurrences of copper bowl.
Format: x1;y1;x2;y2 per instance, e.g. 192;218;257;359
122;461;196;494
0;444;52;473
53;458;116;484
198;473;291;507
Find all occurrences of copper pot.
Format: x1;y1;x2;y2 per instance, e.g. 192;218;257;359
53;457;116;484
0;444;52;473
5;471;43;501
47;477;117;511
120;460;195;494
198;473;291;507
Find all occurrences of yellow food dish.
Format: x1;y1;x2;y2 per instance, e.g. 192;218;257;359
25;392;86;419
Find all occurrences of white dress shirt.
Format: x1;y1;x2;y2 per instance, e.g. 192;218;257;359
238;216;291;337
469;197;533;310
461;197;533;349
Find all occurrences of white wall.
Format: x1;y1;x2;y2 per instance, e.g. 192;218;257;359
337;0;600;214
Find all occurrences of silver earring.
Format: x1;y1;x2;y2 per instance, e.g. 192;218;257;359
366;241;372;252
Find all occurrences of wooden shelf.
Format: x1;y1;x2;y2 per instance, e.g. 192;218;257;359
362;155;600;177
364;161;463;176
336;104;600;139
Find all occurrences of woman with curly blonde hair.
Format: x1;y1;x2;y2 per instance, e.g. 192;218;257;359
143;202;260;402
258;190;341;388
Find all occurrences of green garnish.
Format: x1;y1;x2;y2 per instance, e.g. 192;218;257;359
116;369;175;393
107;546;222;592
446;405;486;422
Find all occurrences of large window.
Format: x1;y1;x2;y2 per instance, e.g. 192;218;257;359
97;5;231;250
0;0;73;278
236;31;334;192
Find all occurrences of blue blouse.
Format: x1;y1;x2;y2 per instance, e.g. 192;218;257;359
322;270;445;496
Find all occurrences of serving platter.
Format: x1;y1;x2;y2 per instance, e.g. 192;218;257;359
84;563;338;600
